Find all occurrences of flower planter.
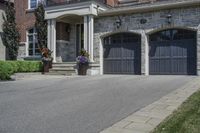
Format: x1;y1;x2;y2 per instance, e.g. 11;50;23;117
42;58;53;74
78;63;88;75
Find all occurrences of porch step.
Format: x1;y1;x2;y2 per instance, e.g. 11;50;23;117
47;62;77;76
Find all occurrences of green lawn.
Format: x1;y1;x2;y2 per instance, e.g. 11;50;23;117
152;90;200;133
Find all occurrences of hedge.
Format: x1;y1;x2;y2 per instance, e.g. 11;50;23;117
0;61;43;80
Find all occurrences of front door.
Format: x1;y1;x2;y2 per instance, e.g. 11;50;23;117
76;24;84;56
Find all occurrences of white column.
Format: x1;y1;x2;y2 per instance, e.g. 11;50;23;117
47;19;56;63
52;19;56;63
47;20;51;50
84;16;88;51
88;15;94;62
84;15;94;62
144;33;149;76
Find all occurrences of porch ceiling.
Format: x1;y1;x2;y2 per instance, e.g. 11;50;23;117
57;15;83;24
45;1;108;20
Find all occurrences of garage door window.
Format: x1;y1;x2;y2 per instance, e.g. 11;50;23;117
150;29;196;41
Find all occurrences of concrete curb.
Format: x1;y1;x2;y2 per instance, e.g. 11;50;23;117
100;77;200;133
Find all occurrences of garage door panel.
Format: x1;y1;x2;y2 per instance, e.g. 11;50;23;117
104;45;121;58
149;42;171;58
171;58;187;75
121;60;135;74
150;58;171;75
149;29;196;75
104;60;122;74
121;59;141;74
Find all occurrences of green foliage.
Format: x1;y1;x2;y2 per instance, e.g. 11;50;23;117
0;61;14;80
0;61;43;80
79;49;89;58
2;1;20;60
152;90;200;133
34;3;47;49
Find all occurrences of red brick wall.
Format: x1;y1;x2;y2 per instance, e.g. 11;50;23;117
15;0;35;42
106;0;119;7
48;0;120;7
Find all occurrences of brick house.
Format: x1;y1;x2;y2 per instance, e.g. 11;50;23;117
16;0;200;75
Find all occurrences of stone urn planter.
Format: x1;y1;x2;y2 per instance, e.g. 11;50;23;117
76;49;89;76
41;48;53;74
78;63;89;75
42;58;53;73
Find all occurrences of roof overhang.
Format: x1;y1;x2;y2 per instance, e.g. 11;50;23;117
45;1;108;20
99;0;200;16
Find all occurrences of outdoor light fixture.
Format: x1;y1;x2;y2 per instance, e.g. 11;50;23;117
140;18;147;24
166;14;172;24
115;16;122;28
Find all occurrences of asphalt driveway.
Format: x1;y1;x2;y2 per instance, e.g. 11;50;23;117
0;75;195;133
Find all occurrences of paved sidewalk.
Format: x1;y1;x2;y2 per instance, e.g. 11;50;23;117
100;77;200;133
10;73;69;81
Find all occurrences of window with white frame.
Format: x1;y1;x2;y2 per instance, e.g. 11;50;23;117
28;28;40;56
29;0;38;9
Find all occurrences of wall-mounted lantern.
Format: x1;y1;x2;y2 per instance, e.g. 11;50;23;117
166;14;172;24
115;16;122;29
140;18;147;24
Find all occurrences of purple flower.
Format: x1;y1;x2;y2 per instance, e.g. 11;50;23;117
76;56;89;64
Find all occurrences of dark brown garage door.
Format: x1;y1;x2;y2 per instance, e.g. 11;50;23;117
149;29;197;75
103;33;141;74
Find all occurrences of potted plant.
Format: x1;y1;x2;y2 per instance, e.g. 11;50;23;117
76;49;89;75
41;48;53;73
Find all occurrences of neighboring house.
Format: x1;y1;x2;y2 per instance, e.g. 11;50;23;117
15;0;38;59
0;0;15;60
0;0;6;60
15;0;200;76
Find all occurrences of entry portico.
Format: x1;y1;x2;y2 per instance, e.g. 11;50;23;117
45;1;108;63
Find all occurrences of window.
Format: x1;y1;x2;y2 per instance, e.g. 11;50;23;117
28;28;40;56
29;0;42;9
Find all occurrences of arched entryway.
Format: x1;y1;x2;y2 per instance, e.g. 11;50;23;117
103;33;141;74
149;28;197;75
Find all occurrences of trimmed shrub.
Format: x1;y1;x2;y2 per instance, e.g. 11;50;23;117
0;61;43;80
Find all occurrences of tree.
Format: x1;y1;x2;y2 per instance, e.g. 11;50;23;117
34;2;47;49
2;1;20;60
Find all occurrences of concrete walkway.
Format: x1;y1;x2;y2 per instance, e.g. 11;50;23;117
100;77;200;133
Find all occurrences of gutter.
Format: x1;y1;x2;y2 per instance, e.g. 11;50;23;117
99;0;200;16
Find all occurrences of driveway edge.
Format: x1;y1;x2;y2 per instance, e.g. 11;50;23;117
100;77;200;133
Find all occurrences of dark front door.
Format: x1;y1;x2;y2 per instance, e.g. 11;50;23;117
76;24;84;56
149;29;197;75
103;33;141;74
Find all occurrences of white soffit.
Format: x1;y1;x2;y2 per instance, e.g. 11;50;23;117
45;1;108;20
